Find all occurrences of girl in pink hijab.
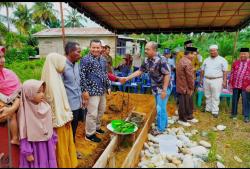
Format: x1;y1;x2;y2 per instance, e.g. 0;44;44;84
18;79;57;168
0;46;21;146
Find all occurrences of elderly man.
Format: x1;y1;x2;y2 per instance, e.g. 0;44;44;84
80;39;111;143
120;41;171;135
176;47;199;126
200;45;228;118
230;48;250;122
62;41;85;159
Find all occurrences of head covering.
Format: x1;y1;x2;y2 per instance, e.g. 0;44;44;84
41;52;73;128
100;40;106;47
0;68;21;96
164;48;171;55
209;45;218;50
184;40;192;46
185;47;198;52
17;80;53;142
240;48;249;52
0;46;5;54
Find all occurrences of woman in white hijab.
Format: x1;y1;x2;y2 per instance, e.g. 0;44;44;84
41;53;78;168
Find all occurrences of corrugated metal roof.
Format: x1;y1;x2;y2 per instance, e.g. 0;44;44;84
67;2;250;34
33;27;116;37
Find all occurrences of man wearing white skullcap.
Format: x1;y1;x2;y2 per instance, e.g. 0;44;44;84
200;44;228;118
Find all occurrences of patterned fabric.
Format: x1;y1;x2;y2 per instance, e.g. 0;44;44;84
80;54;111;96
230;59;248;89
176;56;195;94
140;54;170;95
242;59;250;90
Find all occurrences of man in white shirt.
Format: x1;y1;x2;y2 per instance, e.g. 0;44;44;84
200;45;228;118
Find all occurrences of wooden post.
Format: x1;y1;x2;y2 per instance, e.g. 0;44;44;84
60;2;66;48
233;30;239;61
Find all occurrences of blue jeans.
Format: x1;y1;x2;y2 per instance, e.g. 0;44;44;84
154;87;172;132
231;89;249;118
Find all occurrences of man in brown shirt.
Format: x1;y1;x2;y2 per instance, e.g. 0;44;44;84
176;47;199;125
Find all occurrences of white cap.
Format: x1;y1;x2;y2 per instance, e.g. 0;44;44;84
209;45;218;50
100;40;106;47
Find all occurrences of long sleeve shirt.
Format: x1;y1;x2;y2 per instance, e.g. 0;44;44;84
79;54;111;96
176;56;195;94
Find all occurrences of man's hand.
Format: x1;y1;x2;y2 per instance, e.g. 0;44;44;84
223;81;227;89
188;90;193;97
119;77;128;84
246;86;250;92
26;155;34;162
82;92;90;108
107;89;111;95
161;90;167;99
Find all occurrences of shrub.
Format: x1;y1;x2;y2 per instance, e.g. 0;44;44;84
81;47;90;57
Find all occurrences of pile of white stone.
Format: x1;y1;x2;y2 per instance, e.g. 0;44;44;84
137;116;225;168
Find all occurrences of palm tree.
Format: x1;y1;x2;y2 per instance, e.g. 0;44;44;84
65;8;87;27
31;2;57;27
0;2;17;31
12;4;32;35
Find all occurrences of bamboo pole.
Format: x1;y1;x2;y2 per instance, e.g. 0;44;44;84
233;30;239;60
60;2;66;48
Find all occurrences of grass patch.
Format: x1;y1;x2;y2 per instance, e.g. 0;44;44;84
207;131;217;162
5;59;45;83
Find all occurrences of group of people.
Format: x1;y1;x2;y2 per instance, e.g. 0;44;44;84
0;37;249;168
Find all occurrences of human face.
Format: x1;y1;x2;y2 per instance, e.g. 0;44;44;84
164;54;171;58
90;42;102;57
32;84;45;104
187;52;196;61
185;43;192;48
69;45;81;63
210;48;218;58
101;46;106;55
239;52;249;61
105;47;110;56
0;51;5;70
145;43;156;58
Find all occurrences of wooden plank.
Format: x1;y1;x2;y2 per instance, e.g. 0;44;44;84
93;135;118;168
121;107;156;168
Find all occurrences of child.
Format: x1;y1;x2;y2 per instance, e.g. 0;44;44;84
17;79;57;168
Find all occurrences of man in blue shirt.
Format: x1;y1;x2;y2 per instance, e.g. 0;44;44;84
120;41;171;135
80;39;111;143
62;41;85;159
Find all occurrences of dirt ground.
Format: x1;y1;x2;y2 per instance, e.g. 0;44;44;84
75;92;158;168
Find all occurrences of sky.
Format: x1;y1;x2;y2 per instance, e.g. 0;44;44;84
0;2;101;32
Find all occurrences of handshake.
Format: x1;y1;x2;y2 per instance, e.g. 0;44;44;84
118;77;129;84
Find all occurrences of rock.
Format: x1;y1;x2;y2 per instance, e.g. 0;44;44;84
185;132;193;137
216;125;226;131
149;147;155;154
216;154;223;161
180;147;192;155
177;140;184;148
217;162;225;168
193;157;203;168
191;129;199;135
166;154;174;162
201;131;208;137
212;127;218;131
145;150;153;158
199;140;212;148
144;143;150;149
234;156;243;163
165;163;177;168
177;134;191;145
148;134;159;143
155;160;165;167
140;150;145;158
186;142;198;148
182;155;195;168
172;158;182;165
190;146;209;158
